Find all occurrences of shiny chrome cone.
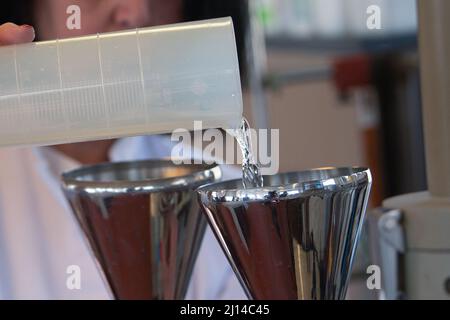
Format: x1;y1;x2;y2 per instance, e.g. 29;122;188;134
62;160;221;300
197;167;371;300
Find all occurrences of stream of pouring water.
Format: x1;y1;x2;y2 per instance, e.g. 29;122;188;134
231;118;264;189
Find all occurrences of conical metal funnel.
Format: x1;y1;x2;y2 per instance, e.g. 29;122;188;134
62;160;221;300
197;167;372;300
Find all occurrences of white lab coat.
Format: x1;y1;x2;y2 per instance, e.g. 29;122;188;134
0;135;246;300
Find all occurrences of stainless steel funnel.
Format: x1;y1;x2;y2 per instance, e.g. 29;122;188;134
62;160;221;300
197;167;371;300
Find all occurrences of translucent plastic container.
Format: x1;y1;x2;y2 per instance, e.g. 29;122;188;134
0;17;243;147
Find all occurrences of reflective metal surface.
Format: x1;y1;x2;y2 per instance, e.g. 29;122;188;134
62;160;221;300
197;167;372;300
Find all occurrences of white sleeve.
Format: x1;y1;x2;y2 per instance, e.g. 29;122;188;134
185;226;247;300
185;164;245;299
218;164;242;181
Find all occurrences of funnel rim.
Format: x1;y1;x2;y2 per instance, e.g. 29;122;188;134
197;166;371;203
61;158;221;194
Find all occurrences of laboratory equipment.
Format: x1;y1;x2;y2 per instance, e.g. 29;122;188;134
0;17;243;147
371;0;450;300
197;167;372;299
61;159;221;300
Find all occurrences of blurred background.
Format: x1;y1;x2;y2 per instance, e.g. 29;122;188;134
227;0;421;299
237;0;422;205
